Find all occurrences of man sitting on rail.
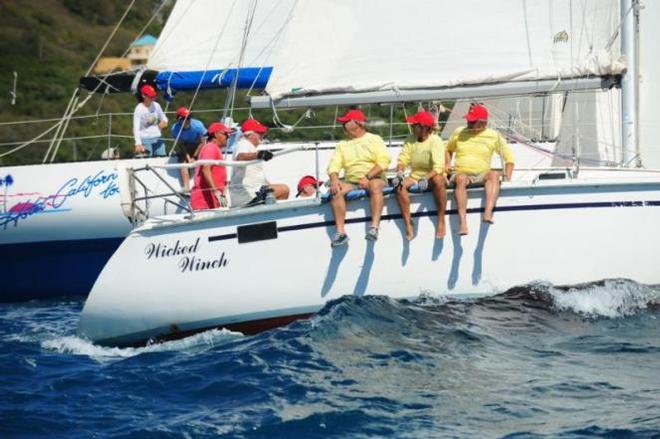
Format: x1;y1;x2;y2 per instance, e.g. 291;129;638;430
446;104;514;235
230;118;290;207
327;109;391;247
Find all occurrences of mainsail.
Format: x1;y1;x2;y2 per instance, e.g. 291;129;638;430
263;0;624;100
148;0;296;93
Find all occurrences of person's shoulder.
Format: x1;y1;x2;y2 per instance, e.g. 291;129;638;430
199;142;220;157
451;126;467;136
191;118;205;128
134;103;144;112
429;133;444;146
366;132;385;143
235;137;254;151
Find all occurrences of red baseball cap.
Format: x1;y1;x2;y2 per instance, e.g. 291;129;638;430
405;110;435;127
337;109;367;123
140;84;157;98
176;106;191;119
464;104;488;122
241;118;268;134
296;175;322;194
207;122;233;137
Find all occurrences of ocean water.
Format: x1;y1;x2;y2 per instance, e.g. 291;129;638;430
1;279;659;438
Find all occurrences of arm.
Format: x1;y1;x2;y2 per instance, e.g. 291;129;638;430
201;165;221;193
235;151;259;161
504;163;514;181
327;146;345;194
426;136;445;180
498;134;515;181
157;104;168;129
133;108;144;153
396;141;411;173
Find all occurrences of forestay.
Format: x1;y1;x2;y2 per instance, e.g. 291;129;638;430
264;0;625;100
147;0;296;92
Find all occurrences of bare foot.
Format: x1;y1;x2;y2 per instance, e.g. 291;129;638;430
459;224;468;236
435;221;446;239
482;214;494;224
405;219;415;241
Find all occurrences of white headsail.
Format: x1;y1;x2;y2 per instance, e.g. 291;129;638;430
264;0;624;100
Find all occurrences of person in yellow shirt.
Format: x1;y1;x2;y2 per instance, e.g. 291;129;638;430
392;110;447;240
327;109;391;247
447;104;514;235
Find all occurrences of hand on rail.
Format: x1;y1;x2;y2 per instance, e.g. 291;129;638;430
135;144;145;154
391;171;405;191
417;177;429;192
257;150;274;161
330;180;342;196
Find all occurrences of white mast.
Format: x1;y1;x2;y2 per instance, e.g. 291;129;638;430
621;0;640;167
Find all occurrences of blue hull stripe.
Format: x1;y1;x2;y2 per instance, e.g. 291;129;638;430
209;199;660;242
0;237;123;302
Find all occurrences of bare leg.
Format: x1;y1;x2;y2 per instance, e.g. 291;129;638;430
395;178;417;240
431;174;447;238
270;183;290;200
454;174;469;235
367;178;386;228
482;171;500;223
330;182;355;234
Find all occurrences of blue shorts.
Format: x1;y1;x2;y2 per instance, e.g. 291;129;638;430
143;138;166;157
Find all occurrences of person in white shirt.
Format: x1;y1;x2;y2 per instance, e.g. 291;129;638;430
133;84;168;157
229;118;290;206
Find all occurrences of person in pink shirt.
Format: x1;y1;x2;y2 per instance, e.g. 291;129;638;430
190;122;232;210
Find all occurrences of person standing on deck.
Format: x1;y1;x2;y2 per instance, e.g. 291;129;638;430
446;104;514;235
171;107;207;193
327;109;391;247
190;122;232;211
133;84;168;157
393;110;448;241
230;118;290;207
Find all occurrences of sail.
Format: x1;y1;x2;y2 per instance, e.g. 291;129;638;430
147;0;296;92
264;0;625;100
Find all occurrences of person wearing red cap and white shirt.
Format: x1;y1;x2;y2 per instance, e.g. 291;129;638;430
170;106;207;192
296;175;323;198
327;108;391;246
393;110;448;240
446;103;514;235
229;118;290;206
133;84;168;157
190;122;232;210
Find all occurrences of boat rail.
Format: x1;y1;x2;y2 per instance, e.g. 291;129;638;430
121;143;322;226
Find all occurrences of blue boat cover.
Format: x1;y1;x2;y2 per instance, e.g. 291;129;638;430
155;67;272;95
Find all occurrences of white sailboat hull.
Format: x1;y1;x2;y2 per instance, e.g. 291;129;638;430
79;170;660;346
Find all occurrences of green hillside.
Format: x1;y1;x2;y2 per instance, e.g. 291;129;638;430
0;0;443;166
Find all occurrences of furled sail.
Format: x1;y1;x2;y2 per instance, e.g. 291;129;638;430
264;0;625;101
147;0;296;93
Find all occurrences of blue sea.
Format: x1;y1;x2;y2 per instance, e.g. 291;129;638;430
1;279;659;438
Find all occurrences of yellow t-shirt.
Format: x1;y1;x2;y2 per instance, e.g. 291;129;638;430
446;126;514;175
327;132;391;183
398;134;445;181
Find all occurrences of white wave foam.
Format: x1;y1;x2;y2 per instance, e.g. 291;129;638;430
41;328;244;362
547;279;659;318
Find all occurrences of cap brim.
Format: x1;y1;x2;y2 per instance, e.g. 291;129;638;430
336;116;350;122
